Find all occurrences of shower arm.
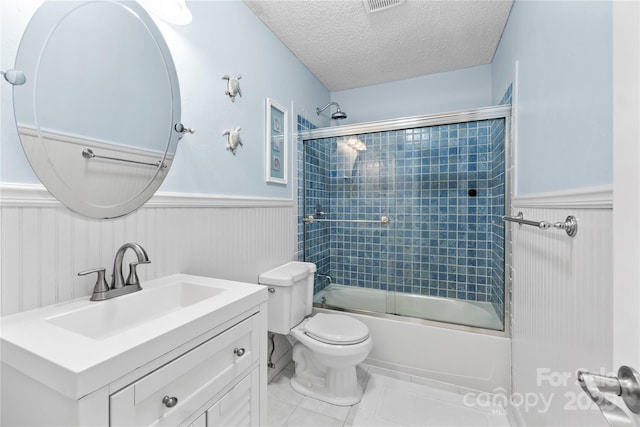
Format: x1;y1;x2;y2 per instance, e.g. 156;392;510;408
316;102;341;115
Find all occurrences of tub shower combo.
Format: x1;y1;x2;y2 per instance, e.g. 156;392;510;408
300;105;512;336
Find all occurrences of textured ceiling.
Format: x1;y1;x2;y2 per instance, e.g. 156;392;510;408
244;0;513;91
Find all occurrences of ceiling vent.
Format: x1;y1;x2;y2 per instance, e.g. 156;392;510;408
363;0;405;13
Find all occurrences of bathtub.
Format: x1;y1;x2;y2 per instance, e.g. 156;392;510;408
314;284;503;330
313;284;511;393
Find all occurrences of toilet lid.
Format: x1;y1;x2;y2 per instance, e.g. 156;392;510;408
304;313;369;345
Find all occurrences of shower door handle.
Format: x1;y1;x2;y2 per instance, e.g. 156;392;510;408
577;366;640;426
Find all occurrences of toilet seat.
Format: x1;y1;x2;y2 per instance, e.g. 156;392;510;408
304;313;369;345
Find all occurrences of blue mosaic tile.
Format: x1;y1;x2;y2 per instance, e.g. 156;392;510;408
298;112;508;315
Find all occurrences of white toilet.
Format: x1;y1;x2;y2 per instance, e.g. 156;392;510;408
259;261;373;406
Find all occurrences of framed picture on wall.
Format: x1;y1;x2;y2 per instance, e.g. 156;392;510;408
266;98;288;184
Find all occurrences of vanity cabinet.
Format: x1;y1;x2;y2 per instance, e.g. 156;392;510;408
0;274;268;427
189;369;259;427
110;316;260;427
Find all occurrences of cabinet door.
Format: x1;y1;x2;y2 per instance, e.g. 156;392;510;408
207;369;259;427
188;412;206;427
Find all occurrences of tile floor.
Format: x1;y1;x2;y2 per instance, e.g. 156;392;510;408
267;362;366;427
354;374;510;426
267;363;511;427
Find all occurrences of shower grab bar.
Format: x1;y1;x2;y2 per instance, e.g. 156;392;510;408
81;148;167;168
303;215;390;225
502;212;578;237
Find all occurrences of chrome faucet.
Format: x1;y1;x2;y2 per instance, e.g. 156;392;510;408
111;242;150;289
78;242;150;301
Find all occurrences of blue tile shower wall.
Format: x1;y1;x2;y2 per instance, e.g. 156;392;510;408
489;84;512;320
299;113;507;311
296;116;311;260
490;119;506;316
296;116;331;294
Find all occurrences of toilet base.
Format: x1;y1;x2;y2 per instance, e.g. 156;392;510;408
290;369;364;407
291;342;364;406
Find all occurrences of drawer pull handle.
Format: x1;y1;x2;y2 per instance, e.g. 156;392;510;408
162;395;178;408
234;347;246;357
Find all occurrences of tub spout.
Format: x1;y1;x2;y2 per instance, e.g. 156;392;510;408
317;273;333;284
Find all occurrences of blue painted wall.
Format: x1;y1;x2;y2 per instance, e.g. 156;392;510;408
0;0;329;199
2;0;613;200
329;65;493;125
492;0;613;195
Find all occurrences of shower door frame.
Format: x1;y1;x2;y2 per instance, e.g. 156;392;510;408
301;105;512;338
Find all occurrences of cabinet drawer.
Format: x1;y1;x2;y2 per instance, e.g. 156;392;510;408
110;317;255;427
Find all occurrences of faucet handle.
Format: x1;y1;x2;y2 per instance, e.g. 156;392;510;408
125;261;150;287
78;268;110;295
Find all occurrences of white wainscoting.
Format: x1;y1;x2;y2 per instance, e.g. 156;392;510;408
0;184;297;316
509;186;613;426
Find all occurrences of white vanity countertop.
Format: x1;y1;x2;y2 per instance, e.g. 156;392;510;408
0;274;267;400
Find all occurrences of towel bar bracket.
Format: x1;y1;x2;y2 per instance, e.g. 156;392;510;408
502;212;578;237
556;215;578;237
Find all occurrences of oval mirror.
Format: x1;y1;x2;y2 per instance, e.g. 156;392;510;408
12;0;182;218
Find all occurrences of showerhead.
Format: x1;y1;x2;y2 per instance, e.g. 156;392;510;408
316;102;347;120
331;109;347;120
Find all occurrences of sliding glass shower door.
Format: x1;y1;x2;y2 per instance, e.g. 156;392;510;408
301;108;509;331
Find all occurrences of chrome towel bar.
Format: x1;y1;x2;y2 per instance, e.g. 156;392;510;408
502;211;578;237
82;148;167;168
303;215;390;225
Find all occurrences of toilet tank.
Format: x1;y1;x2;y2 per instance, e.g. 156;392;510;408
258;262;317;334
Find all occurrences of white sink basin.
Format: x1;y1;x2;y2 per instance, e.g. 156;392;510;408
46;282;225;340
0;274;267;400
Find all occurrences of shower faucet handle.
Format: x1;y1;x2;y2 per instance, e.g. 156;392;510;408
315;204;327;217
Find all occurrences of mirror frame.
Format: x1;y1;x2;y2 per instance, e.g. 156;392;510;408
13;0;181;218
